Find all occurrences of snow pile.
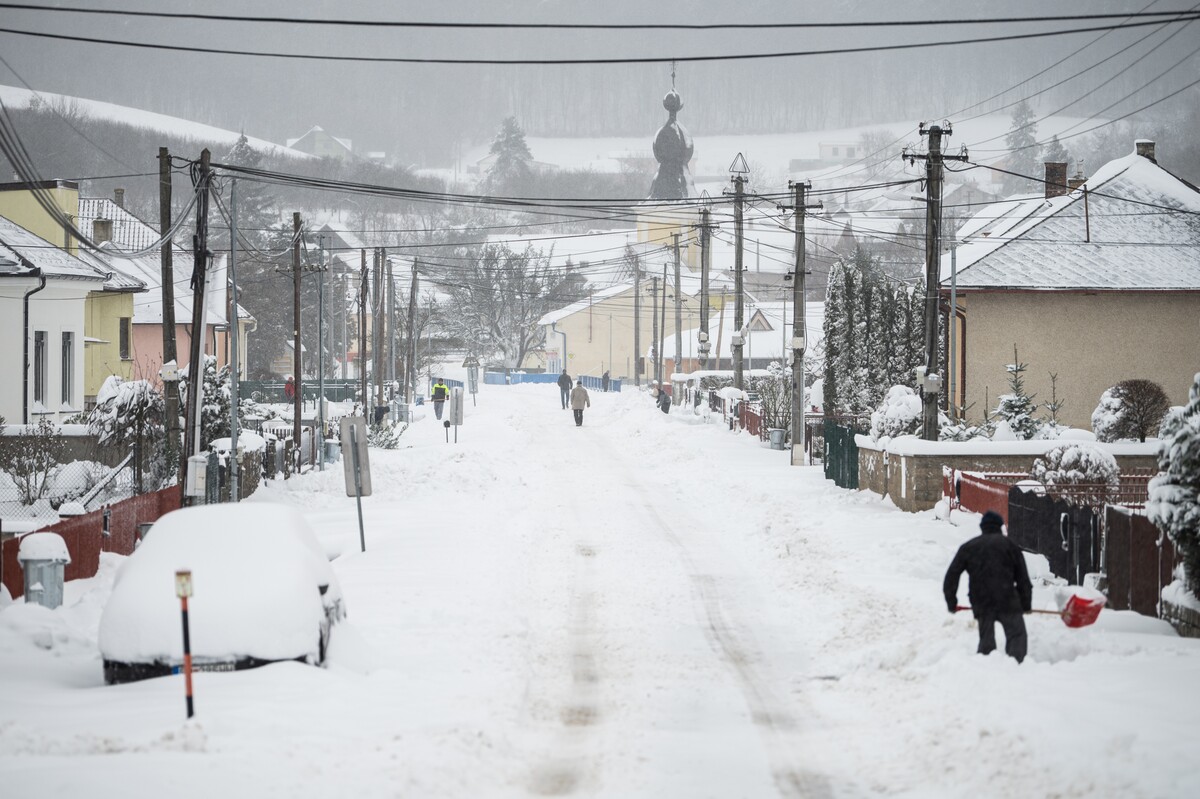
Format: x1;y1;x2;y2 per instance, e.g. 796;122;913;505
17;533;71;563
869;385;921;442
98;503;343;664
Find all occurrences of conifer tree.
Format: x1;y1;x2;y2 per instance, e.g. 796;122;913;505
995;345;1041;439
823;260;846;414
1003;100;1042;195
1146;372;1200;594
486;116;534;195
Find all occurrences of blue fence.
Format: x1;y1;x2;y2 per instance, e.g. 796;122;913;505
483;372;621;392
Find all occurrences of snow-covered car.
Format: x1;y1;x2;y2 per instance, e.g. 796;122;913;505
98;503;345;685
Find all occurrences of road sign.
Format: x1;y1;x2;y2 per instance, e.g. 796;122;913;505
339;417;372;497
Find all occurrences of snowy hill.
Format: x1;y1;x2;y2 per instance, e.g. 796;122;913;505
0;84;310;159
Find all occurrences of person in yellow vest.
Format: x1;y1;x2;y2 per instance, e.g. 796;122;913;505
430;378;449;420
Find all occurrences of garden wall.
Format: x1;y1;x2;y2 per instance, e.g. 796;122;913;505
856;437;1158;513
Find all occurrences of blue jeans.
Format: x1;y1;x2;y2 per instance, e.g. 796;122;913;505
560;387;570;408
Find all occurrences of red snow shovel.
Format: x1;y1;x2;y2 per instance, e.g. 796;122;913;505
957;593;1106;628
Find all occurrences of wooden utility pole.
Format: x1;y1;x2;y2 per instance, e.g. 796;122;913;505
385;248;395;395
158;147;180;484
359;249;368;414
672;232;683;402
632;251;642;387
786;181;821;466
697;204;712;370
406;259;420;403
732;173;746;389
659;263;668;389
651;276;660;386
372;248;383;410
182;149;211;479
291;212;302;453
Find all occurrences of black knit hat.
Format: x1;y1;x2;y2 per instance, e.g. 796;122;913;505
980;510;1004;532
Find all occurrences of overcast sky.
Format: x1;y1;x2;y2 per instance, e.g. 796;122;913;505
1;1;1194;165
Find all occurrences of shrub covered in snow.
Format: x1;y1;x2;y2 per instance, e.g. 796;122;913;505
179;355;234;451
1031;444;1120;507
368;421;408;449
748;361;790;430
88;376;166;492
870;385;922;442
0;416;65;505
1145;373;1200;594
1092;379;1171;442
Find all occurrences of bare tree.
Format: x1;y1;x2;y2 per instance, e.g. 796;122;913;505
442;243;582;369
1093;379;1172;442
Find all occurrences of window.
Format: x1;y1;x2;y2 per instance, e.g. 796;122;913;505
119;317;132;360
34;330;47;404
61;332;74;404
831;146;839;156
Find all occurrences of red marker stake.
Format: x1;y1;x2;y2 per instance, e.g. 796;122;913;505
176;570;195;718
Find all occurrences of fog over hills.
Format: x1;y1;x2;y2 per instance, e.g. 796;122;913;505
2;0;1196;167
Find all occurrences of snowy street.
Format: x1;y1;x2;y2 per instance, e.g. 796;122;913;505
2;383;1198;798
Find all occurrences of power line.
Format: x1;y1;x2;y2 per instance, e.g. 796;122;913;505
1;6;1195;30
1;16;1197;66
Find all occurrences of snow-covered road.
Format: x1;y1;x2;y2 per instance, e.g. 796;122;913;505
2;382;1198;798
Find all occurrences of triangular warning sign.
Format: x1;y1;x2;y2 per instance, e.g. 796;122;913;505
729;152;749;174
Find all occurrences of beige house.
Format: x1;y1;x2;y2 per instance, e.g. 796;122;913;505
942;141;1200;431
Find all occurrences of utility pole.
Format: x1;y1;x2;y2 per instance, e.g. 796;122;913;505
386;249;395;397
783;180;821;467
697;200;712;370
183;149;212;481
732;170;746;390
317;232;325;472
633;251;642;387
406;259;420;404
291;212;302;456
907;123;967;440
659;262;668;389
359;249;368;413
158;147;180;485
672;232;682;402
651;276;660;386
228;178;241;497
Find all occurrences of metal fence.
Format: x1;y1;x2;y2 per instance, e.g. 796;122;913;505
823;421;862;490
1007;486;1101;586
1105;506;1178;617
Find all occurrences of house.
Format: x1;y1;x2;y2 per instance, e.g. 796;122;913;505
286;125;354;161
941;141;1200;430
0;214;108;423
73;192;254;398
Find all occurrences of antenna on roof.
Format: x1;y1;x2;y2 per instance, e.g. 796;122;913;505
671;59;676;90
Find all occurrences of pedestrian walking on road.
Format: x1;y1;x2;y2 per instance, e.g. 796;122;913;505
570;379;590;426
430;377;449;421
601;370;610;392
657;386;671;414
943;510;1033;663
557;369;573;409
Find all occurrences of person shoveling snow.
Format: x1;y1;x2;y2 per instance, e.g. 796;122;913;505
943;510;1033;663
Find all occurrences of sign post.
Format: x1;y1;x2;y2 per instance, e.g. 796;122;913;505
175;569;195;719
448;386;464;443
339;416;372;552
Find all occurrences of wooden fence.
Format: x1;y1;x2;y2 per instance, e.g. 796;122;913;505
1;486;181;599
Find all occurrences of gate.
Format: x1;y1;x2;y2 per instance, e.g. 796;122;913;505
1105;506;1178;616
1007;486;1100;585
823;421;861;490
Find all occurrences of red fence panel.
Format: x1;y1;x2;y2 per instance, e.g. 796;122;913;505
955;473;1013;526
739;404;766;440
1;486;181;599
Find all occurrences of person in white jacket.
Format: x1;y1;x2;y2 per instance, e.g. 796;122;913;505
570;380;591;426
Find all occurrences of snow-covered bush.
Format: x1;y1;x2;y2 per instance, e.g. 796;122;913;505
88;376;166;492
1031;444;1120;507
748;361;790;430
994;347;1041;440
870;385;922;441
0;416;65;505
1145;372;1200;594
1092;379;1171;442
179;355;234;451
939;421;991;442
368;421;407;449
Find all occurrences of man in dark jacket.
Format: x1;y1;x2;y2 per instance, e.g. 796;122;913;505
556;370;572;409
943;510;1033;663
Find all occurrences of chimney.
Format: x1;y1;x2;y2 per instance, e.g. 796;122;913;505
1135;139;1156;163
113;187;125;208
1044;162;1068;199
1068;162;1087;192
93;218;113;244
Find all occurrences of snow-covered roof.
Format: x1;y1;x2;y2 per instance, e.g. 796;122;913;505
538;283;632;326
77;198;162;252
0;214;109;282
660;301;825;360
943;147;1200;290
